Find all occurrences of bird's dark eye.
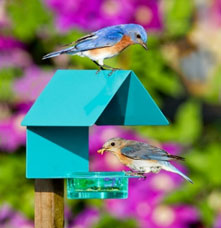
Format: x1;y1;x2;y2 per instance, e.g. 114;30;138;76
136;34;141;39
111;142;115;146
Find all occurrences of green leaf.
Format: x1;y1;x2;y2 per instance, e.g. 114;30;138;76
0;152;34;218
93;215;138;228
164;0;194;37
129;36;184;104
134;99;202;143
0;68;22;102
187;143;221;186
7;0;52;41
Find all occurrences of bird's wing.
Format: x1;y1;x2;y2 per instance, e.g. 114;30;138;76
65;26;125;53
121;142;184;161
62;33;97;47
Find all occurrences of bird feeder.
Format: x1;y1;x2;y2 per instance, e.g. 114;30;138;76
67;172;142;199
21;70;168;226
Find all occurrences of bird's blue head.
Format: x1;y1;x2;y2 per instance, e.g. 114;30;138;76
122;24;148;50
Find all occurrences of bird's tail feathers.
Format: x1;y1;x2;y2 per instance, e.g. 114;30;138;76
160;161;193;184
42;46;76;60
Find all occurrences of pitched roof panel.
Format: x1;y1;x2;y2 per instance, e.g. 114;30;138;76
22;70;130;126
22;70;169;126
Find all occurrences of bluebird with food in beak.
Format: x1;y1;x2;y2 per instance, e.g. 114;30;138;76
98;137;193;183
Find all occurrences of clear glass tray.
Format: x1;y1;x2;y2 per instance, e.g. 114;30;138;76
67;171;139;199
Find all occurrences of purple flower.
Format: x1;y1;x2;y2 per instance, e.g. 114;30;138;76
69;208;99;228
0;36;31;69
0;112;26;152
210;0;221;27
106;185;163;219
0;204;16;221
0;204;33;228
214;214;221;228
140;204;200;228
0;36;23;51
105;174;199;227
162;142;182;156
44;0;133;32
130;0;163;30
13;66;53;102
44;0;162;32
0;49;32;69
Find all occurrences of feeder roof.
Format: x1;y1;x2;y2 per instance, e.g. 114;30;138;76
22;70;169;126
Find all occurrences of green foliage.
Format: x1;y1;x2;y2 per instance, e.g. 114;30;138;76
0;68;22;102
205;66;221;104
7;0;52;41
0;152;34;218
188;143;221;186
135;99;202;143
164;0;194;37
130;36;184;104
93;215;138;228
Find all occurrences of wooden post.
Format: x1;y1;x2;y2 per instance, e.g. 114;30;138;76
35;179;64;228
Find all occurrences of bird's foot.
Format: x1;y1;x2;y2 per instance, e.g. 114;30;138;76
108;68;120;76
136;172;147;180
96;67;105;74
123;171;146;180
96;69;100;74
124;171;138;177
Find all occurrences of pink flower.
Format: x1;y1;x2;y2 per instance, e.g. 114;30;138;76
43;0;163;32
131;0;163;30
0;112;26;152
13;66;53;103
162;142;183;155
210;0;221;27
69;208;99;228
0;49;32;69
0;36;23;51
214;214;221;228
0;204;33;228
139;204;200;228
0;36;31;69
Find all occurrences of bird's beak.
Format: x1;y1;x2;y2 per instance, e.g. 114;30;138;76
97;147;106;155
140;41;148;50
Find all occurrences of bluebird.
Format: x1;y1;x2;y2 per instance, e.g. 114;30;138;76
97;137;193;183
42;24;147;74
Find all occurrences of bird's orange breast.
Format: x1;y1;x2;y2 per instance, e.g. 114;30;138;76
87;35;133;57
113;151;133;166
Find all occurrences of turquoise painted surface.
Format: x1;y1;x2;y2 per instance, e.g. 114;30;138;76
96;71;169;125
22;70;168;126
22;70;130;126
26;127;89;178
67;172;129;199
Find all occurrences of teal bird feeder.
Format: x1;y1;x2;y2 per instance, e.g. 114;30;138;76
21;70;168;199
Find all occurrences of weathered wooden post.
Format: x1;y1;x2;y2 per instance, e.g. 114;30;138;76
21;70;168;227
35;179;64;228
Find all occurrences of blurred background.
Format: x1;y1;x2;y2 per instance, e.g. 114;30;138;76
0;0;221;227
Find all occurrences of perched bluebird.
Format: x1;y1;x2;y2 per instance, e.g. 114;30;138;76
97;137;193;183
42;24;147;73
